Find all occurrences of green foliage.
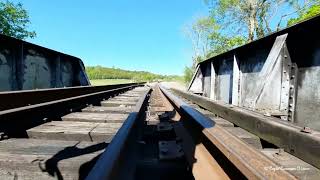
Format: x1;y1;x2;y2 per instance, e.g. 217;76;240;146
183;13;246;84
205;0;310;41
287;4;320;26
0;0;36;39
208;33;246;57
183;66;194;84
90;79;133;86
86;66;182;82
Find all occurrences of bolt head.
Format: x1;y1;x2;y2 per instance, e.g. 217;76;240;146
301;127;312;133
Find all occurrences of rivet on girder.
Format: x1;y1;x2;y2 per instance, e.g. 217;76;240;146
301;127;312;133
276;148;284;156
161;148;168;154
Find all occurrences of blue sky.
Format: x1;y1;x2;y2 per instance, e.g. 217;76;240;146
16;0;208;75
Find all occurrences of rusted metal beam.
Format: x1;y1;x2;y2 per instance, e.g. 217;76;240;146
160;86;296;179
171;88;320;170
174;122;230;180
86;87;151;180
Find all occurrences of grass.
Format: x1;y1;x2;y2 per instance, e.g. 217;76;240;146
90;79;134;86
89;78;187;87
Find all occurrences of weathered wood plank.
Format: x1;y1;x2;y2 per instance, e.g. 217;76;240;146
62;112;128;123
27;121;122;142
0;138;104;155
108;98;138;103
150;107;169;112
117;94;141;98
123;91;142;94
149;107;170;115
131;87;148;91
120;91;143;95
110;96;139;101
101;100;136;107
82;106;133;114
0;138;106;180
90;123;124;142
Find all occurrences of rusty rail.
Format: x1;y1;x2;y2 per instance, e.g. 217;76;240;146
170;87;320;170
86;87;151;180
160;86;296;179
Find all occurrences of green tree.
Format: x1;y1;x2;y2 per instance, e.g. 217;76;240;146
0;0;36;39
183;16;246;83
85;66;182;82
183;66;194;84
287;4;320;26
205;0;297;42
207;33;246;57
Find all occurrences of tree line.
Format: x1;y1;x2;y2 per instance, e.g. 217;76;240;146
86;66;182;82
183;0;320;83
0;0;35;39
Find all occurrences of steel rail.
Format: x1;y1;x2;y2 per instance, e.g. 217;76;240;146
0;84;143;135
170;88;320;170
160;86;296;179
86;87;151;180
0;82;145;111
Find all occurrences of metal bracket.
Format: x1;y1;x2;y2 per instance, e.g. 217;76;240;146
159;141;184;160
279;43;297;122
157;122;173;132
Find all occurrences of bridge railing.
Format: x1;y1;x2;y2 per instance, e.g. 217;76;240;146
0;34;90;91
188;15;320;131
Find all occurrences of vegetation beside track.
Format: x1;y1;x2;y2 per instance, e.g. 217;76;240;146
90;79;134;86
86;66;184;84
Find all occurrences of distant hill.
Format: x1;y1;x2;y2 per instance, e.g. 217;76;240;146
85;66;182;82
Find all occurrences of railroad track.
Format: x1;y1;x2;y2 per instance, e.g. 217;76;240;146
0;83;319;179
167;87;320;180
0;83;147;179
